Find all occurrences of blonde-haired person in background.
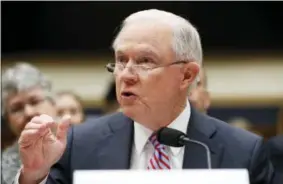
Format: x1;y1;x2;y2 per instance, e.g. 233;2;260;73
228;117;262;136
55;91;85;125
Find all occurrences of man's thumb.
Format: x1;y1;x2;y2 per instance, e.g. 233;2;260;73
56;115;71;143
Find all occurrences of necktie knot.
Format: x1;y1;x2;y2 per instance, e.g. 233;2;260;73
148;134;165;150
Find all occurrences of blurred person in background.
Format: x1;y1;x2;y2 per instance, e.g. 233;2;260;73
1;62;57;184
228;117;262;136
104;80;120;114
188;68;210;113
55;91;85;125
229;117;253;130
1;115;17;150
14;9;273;184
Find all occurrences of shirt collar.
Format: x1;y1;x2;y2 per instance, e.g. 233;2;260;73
134;100;191;156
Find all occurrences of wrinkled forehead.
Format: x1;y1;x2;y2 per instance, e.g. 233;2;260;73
113;22;174;61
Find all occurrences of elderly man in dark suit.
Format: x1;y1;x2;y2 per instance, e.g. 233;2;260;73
14;9;273;184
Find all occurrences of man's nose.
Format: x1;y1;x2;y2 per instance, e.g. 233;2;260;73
119;63;138;84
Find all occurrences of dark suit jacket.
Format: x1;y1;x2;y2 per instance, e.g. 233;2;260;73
266;135;283;172
266;135;283;184
47;108;274;184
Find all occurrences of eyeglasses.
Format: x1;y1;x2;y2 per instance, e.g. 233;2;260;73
106;61;189;76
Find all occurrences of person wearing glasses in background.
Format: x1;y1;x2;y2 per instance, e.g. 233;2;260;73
14;9;273;184
1;63;57;184
188;68;210;113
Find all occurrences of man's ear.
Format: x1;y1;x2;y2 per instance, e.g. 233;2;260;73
181;62;200;90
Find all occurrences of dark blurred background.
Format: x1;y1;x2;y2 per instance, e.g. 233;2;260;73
2;1;283;54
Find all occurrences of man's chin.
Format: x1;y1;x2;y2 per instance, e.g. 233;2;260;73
120;106;139;119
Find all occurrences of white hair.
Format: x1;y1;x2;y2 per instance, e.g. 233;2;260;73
1;62;53;116
112;9;203;89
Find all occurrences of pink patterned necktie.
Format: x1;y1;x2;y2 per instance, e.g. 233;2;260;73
147;134;171;169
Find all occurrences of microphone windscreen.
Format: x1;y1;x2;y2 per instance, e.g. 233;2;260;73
156;127;186;147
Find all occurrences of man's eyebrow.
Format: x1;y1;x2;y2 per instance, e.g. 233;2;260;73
115;50;124;55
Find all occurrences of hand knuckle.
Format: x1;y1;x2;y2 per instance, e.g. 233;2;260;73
40;114;54;123
31;116;40;122
24;122;32;129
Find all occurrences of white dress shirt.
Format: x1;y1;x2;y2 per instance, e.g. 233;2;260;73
131;101;191;169
14;101;191;183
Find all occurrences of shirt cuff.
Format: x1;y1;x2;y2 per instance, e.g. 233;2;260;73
13;167;48;184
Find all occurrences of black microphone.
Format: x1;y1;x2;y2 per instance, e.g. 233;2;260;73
156;127;212;169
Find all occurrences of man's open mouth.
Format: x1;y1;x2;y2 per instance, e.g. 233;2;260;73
121;91;136;97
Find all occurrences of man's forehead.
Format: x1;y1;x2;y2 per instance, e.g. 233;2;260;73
114;23;173;58
115;44;160;57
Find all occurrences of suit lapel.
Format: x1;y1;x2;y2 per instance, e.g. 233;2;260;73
183;108;224;169
95;113;134;169
94;109;224;169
